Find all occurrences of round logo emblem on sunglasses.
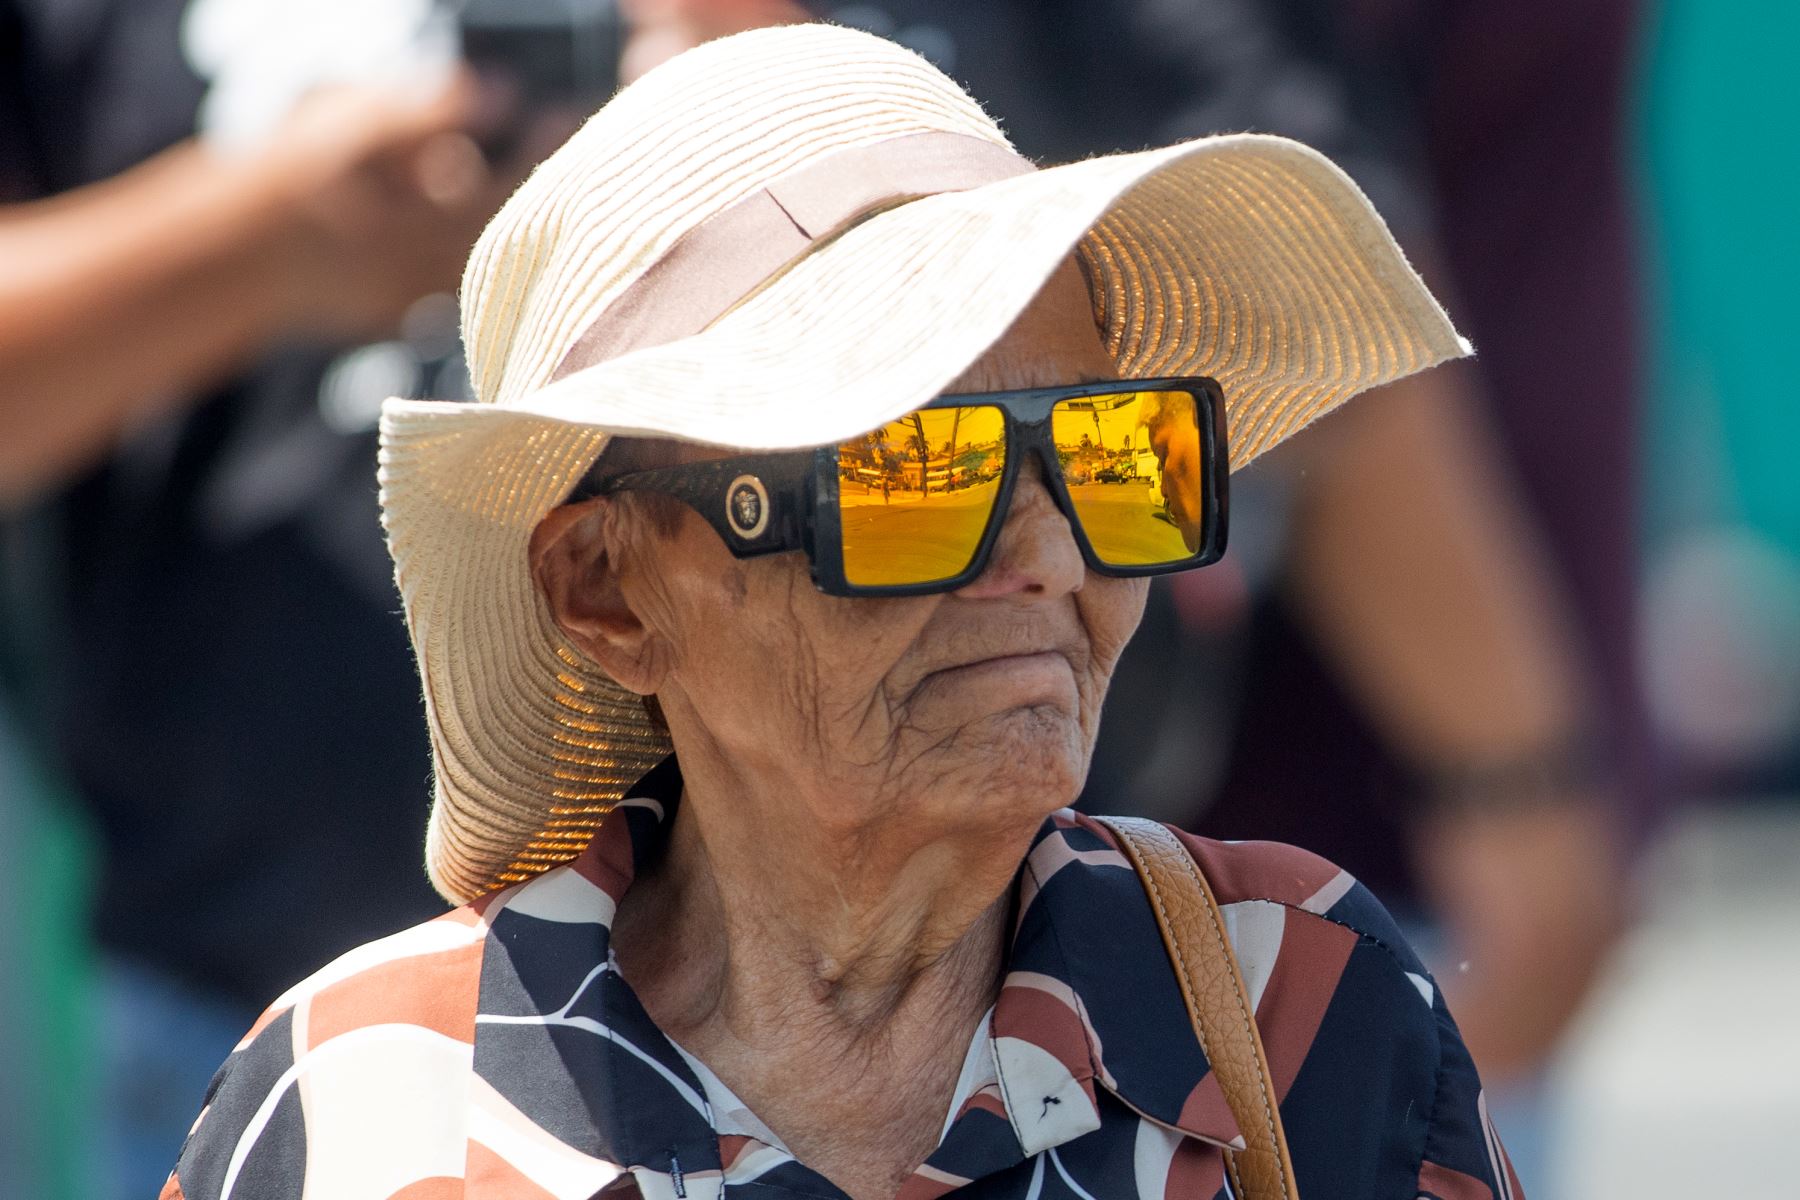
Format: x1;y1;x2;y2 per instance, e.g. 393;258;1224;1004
725;475;770;540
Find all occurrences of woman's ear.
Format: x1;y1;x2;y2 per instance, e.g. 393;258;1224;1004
529;498;669;696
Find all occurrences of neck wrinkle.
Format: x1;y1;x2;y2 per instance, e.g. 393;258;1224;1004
610;739;1027;1060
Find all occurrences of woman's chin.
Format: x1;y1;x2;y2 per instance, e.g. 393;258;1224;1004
922;705;1091;816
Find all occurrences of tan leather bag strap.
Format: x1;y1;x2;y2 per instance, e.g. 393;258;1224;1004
1094;816;1300;1200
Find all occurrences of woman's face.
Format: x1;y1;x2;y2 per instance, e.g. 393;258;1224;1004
541;263;1149;837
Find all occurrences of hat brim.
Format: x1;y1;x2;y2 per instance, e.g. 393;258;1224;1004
380;132;1468;904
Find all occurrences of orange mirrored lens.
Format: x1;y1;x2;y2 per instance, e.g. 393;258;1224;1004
838;405;1008;587
1051;390;1204;565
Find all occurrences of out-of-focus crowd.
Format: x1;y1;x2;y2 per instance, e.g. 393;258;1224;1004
1;1;1794;1197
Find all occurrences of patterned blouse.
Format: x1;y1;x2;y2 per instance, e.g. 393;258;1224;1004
162;758;1522;1200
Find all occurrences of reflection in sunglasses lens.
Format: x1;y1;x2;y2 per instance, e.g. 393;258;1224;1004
838;405;1007;587
1051;390;1204;565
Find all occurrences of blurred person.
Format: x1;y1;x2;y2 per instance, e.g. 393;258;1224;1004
1287;5;1651;1184
1136;389;1204;551
0;0;565;1194
0;3;505;501
165;25;1524;1199
1346;0;1652;817
1546;3;1800;1194
631;0;1631;1104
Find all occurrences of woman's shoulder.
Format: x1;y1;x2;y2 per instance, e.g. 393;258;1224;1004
161;902;496;1200
166;855;654;1200
1053;812;1441;1047
1050;814;1519;1195
257;898;494;1045
1044;816;1519;1194
1162;827;1524;1195
1170;825;1420;951
1064;811;1416;948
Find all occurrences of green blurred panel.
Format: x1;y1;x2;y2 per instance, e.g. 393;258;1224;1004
0;715;96;1200
1644;0;1800;551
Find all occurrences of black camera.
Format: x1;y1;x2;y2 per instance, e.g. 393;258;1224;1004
453;0;623;154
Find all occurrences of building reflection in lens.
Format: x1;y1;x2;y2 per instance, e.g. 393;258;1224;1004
838;406;1007;585
1053;390;1201;563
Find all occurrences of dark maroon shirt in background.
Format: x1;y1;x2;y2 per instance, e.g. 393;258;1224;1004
1211;0;1656;892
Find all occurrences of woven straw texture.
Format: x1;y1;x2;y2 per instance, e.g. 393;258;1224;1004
377;23;1469;904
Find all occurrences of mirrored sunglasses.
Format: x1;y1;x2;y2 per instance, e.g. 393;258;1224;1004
569;377;1229;598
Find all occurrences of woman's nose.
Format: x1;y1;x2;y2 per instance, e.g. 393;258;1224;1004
954;456;1085;600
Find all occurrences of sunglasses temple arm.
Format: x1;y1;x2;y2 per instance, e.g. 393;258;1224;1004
592;454;812;557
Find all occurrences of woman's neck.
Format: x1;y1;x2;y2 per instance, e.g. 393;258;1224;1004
609;751;1037;1200
613;767;1022;1046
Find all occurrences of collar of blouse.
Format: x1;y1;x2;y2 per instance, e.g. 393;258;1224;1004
465;755;1248;1197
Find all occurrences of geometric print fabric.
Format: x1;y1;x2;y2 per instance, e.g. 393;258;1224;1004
163;757;1522;1200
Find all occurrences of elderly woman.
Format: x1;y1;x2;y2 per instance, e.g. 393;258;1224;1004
164;25;1519;1200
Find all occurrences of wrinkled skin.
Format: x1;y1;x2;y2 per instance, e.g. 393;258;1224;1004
532;258;1145;863
529;258;1147;1200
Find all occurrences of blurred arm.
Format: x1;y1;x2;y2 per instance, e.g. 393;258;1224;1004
1286;362;1578;766
0;144;299;504
1103;0;1637;1076
0;76;504;510
1281;356;1626;1076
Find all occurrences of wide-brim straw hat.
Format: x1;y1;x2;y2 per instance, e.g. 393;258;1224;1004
380;22;1469;904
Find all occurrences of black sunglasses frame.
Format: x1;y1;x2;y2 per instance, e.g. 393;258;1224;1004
569;376;1229;598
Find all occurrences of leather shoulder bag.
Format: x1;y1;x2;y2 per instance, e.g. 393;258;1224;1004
1093;816;1301;1200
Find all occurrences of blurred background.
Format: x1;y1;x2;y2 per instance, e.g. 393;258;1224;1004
1;0;1794;1196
